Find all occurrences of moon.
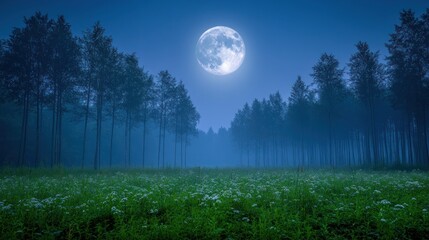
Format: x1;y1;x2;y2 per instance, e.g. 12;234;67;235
196;26;245;75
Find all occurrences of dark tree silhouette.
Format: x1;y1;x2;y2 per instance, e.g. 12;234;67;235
312;53;346;167
287;76;312;168
231;103;252;167
349;42;385;166
81;22;116;169
267;92;285;167
173;82;200;168
1;9;429;170
105;51;124;167
27;13;52;167
47;15;81;167
387;10;429;165
155;71;177;168
1;12;52;167
121;54;148;168
137;70;154;168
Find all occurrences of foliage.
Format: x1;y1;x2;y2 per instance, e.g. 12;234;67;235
0;13;199;169
0;169;428;239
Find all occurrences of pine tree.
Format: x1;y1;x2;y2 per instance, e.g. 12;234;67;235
288;76;311;168
312;53;346;167
349;42;384;166
387;10;429;165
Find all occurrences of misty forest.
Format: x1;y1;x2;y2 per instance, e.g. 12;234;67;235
1;10;429;170
0;8;429;240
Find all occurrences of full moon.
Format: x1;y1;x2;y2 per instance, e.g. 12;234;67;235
196;26;245;75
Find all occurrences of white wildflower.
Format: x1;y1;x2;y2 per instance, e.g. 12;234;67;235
111;206;123;214
2;204;12;211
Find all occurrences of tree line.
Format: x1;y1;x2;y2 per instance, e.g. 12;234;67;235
231;9;429;168
0;12;199;169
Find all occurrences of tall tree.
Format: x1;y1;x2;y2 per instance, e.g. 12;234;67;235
0;40;5;101
47;15;81;167
81;22;116;169
231;103;251;167
138;72;154;168
122;54;146;168
2;25;31;167
173;82;199;168
1;12;52;167
155;71;177;168
173;82;187;168
387;10;429;165
105;51;124;167
312;53;346;167
250;99;263;167
287;76;311;168
267;92;285;167
27;13;52;167
182;99;199;168
349;42;385;166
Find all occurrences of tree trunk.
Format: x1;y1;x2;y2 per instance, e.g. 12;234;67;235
180;118;184;168
128;120;132;168
328;110;333;168
157;111;163;169
19;93;29;167
94;86;103;170
57;91;63;167
407;113;414;165
174;115;178;168
184;133;188;168
142;113;147;168
94;103;100;170
35;83;41;167
81;84;91;169
51;85;57;168
162;112;167;168
125;110;129;168
109;106;115;168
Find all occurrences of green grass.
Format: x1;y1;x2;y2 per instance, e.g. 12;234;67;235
0;169;428;239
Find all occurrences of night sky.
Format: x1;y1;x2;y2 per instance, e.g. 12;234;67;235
1;0;427;132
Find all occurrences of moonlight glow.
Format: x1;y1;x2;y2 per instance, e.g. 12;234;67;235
196;26;245;75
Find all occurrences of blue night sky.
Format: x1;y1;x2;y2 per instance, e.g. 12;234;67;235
1;0;427;132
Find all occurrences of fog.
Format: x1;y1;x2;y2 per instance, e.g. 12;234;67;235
0;10;428;169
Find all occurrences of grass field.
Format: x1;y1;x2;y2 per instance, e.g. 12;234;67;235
0;169;428;239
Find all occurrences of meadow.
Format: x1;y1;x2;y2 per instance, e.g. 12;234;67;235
0;169;428;239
